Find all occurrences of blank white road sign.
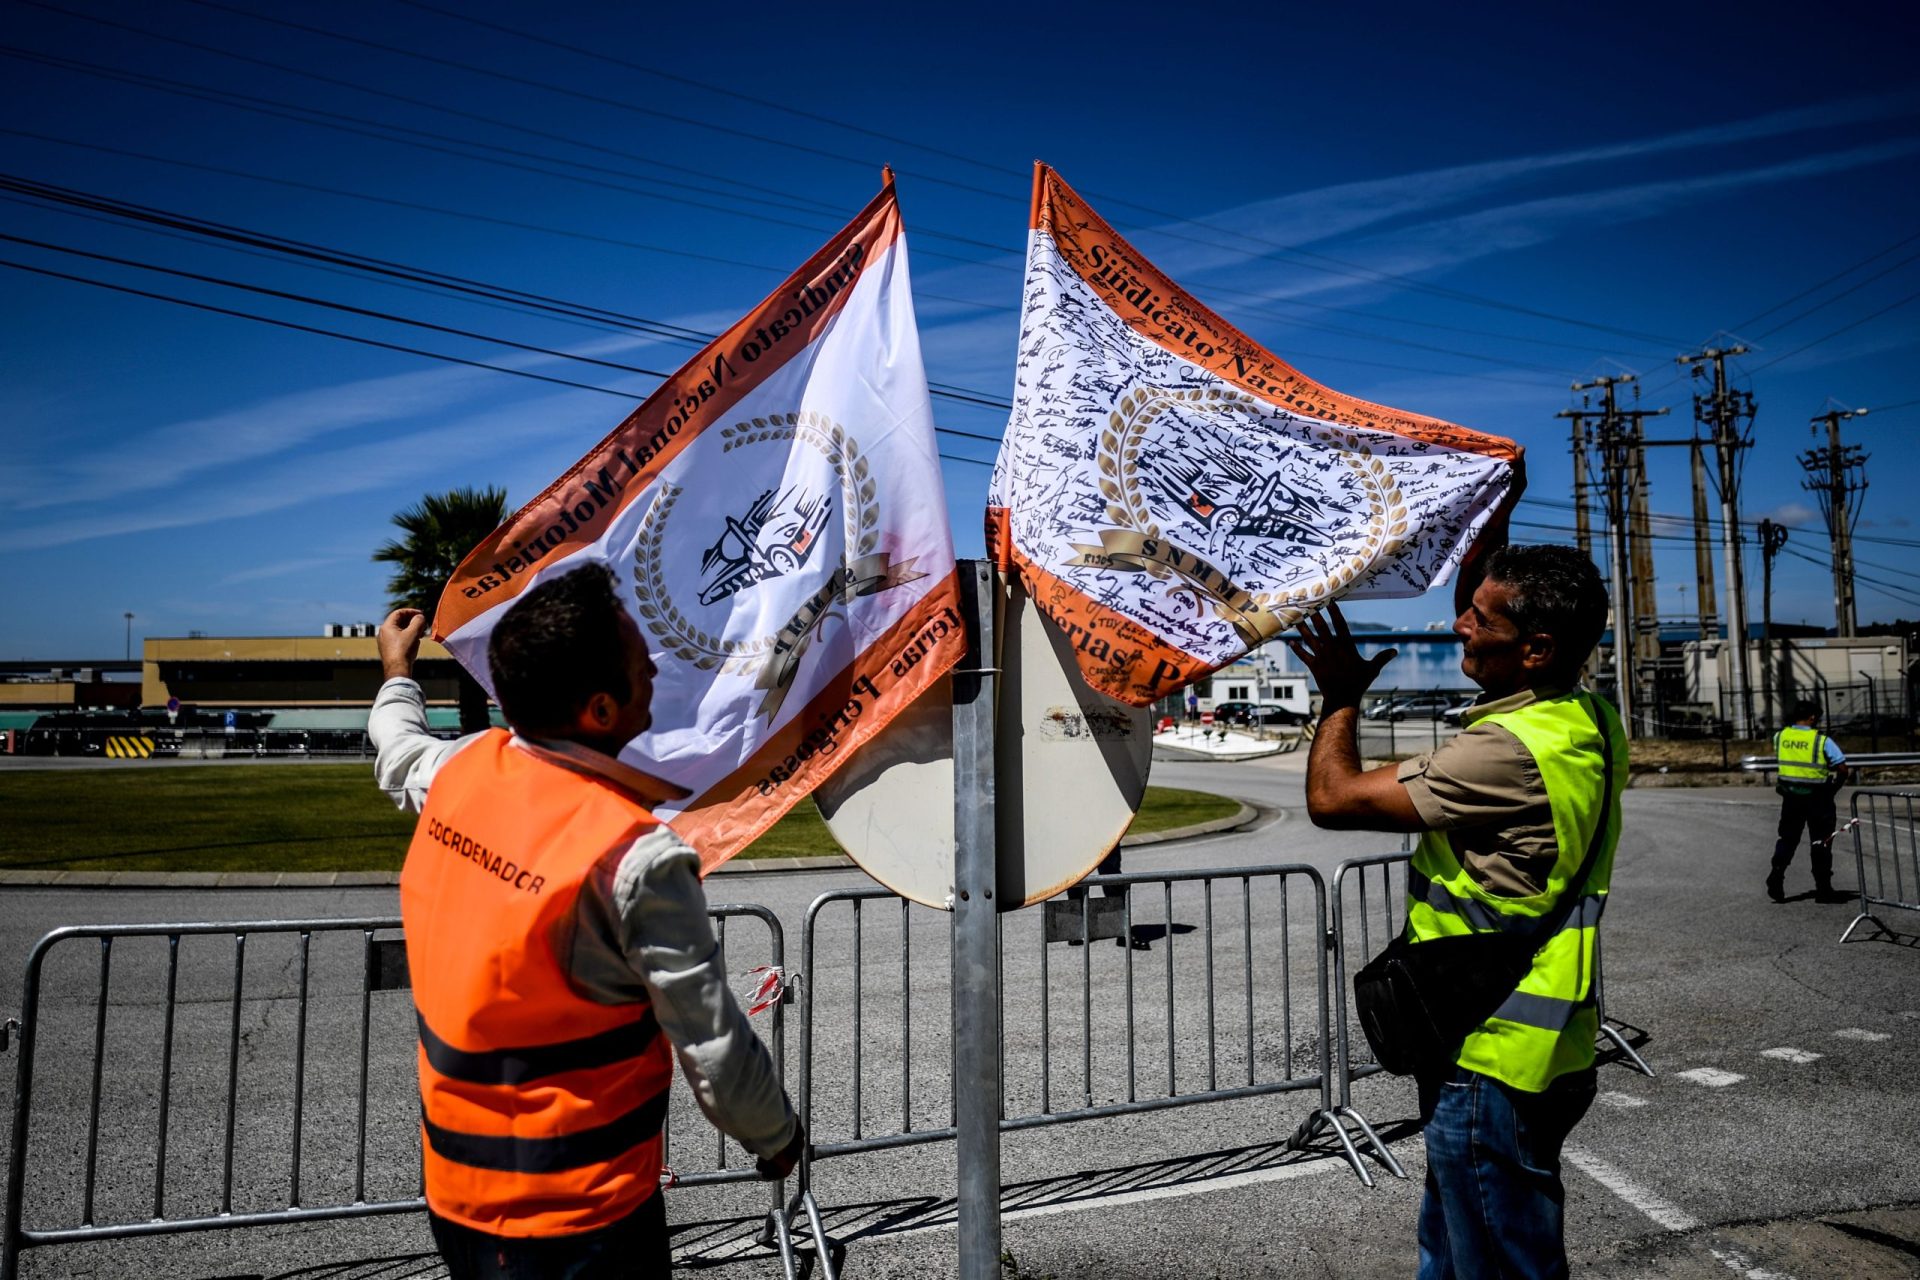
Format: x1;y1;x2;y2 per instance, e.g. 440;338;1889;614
815;574;1152;909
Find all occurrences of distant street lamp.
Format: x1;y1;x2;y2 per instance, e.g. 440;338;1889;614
124;611;134;661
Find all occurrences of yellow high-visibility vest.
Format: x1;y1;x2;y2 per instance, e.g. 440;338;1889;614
1405;691;1627;1093
1775;725;1831;785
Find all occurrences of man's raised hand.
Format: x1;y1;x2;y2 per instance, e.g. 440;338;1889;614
1286;602;1397;712
379;608;428;681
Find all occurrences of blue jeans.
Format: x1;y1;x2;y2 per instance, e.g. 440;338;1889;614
1417;1065;1595;1280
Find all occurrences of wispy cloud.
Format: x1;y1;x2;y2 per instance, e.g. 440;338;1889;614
906;97;1920;394
1109;94;1920;279
0;392;608;551
212;555;356;587
0;325;706;513
1363;139;1920;273
1759;501;1821;527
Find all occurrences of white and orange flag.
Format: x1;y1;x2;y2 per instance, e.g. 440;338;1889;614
987;164;1522;707
434;180;961;871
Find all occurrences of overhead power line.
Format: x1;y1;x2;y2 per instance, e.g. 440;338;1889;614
5;40;1615;377
1753;246;1920;340
160;0;1021;202
1;250;1017;447
394;0;1021;181
1730;228;1920;332
381;0;1691;350
0;231;687;379
5;169;1608;408
0;257;652;397
1749;285;1920;372
1;173;1023;412
0;44;863;225
1778;543;1920;610
105;0;1692;349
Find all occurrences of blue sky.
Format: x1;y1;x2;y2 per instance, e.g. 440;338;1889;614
3;0;1917;658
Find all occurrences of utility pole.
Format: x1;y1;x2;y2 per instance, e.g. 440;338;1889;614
1689;440;1719;641
1570;412;1593;557
1758;519;1789;726
1626;412;1661;712
1677;346;1756;737
123;611;134;662
1567;376;1664;738
1801;406;1869;638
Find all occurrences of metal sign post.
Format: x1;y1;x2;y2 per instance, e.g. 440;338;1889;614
950;559;1001;1279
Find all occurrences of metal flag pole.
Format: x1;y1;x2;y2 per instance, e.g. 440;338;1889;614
950;558;1002;1279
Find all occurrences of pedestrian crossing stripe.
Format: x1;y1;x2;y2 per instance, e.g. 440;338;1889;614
105;735;154;759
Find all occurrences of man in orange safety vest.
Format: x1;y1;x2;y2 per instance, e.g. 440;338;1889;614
372;563;802;1277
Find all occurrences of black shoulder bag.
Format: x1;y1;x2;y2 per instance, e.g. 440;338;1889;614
1352;704;1614;1077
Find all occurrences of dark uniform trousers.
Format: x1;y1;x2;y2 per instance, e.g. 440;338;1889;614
429;1192;670;1279
1772;785;1838;889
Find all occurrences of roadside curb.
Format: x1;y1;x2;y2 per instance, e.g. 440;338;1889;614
0;802;1264;888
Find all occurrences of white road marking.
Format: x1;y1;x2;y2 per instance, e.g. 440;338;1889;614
1760;1047;1823;1064
1598;1090;1649;1108
1565;1147;1699;1230
1709;1246;1795;1280
1675;1067;1747;1087
1566;1148;1799;1279
1833;1027;1892;1042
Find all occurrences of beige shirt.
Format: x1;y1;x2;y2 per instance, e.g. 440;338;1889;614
1395;686;1571;897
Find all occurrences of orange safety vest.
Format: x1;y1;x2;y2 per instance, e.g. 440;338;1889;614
400;730;675;1237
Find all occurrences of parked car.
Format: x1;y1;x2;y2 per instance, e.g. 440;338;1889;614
1362;698;1402;721
1210;700;1306;727
1386;695;1455;722
1440;698;1481;727
1208;700;1258;724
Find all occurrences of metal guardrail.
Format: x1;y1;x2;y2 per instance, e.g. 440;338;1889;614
1321;852;1413;1184
1741;753;1920;772
1841;790;1920;944
1;909;816;1280
5;859;1659;1276
1324;852;1651;1141
794;862;1400;1272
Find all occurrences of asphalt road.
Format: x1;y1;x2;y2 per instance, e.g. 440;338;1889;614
2;755;1917;1278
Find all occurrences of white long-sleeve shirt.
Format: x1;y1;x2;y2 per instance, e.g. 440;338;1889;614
369;677;796;1160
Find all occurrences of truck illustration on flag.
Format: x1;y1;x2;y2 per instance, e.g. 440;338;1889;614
698;485;833;606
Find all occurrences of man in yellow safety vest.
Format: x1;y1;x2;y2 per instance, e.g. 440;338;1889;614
1289;543;1622;1280
1769;700;1849;903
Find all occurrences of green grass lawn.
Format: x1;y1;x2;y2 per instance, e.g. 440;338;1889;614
0;766;1240;873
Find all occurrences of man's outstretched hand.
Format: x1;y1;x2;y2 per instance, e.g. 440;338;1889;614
1287;603;1396;713
756;1123;806;1181
378;608;428;681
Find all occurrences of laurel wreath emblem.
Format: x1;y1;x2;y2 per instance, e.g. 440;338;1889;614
1096;386;1409;627
632;411;879;673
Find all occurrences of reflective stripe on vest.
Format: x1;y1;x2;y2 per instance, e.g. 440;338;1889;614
401;730;674;1237
1405;691;1626;1093
1776;726;1830;783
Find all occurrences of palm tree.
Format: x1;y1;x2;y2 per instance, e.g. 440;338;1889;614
374;486;508;733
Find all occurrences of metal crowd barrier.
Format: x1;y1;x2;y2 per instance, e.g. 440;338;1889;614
5;859;1661;1277
1841;789;1920;944
1324;852;1652;1146
1;908;815;1280
794;863;1399;1271
1322;853;1413;1183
